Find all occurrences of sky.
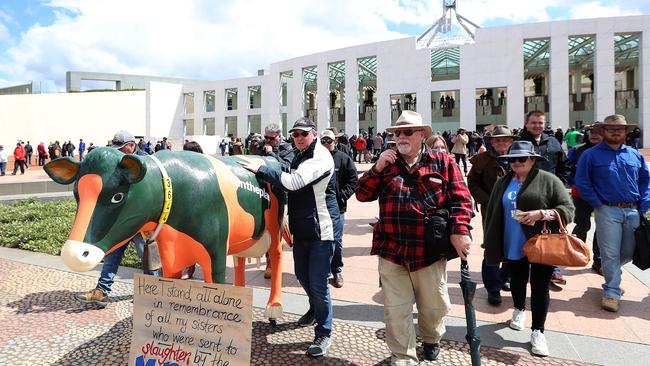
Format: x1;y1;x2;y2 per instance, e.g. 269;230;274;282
0;0;649;91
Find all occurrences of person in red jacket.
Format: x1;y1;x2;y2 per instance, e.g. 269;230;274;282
12;142;26;175
37;142;47;166
354;135;366;164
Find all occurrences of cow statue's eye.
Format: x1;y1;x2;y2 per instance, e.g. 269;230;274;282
111;193;125;204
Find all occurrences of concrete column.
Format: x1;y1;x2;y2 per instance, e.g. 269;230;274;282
215;87;226;137
641;32;650;146
237;88;248;138
288;67;304;127
595;31;616;121
344;59;359;135
550;34;569;129
459;86;475;130
317;63;329;131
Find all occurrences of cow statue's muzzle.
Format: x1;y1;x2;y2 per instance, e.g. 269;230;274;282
61;240;105;272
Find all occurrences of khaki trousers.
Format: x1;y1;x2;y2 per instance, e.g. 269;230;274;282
379;257;451;365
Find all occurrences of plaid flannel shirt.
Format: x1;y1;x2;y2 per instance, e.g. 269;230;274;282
356;150;472;271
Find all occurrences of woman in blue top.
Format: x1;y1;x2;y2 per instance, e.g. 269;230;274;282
483;140;575;358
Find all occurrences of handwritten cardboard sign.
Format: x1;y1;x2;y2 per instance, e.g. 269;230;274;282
128;274;253;366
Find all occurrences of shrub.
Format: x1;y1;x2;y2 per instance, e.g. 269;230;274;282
0;198;141;268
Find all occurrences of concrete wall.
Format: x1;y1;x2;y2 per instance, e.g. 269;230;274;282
0;91;146;150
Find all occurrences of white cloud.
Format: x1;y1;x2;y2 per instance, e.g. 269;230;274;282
0;0;648;90
0;0;406;90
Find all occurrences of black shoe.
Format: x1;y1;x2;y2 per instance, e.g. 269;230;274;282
423;342;440;361
332;273;344;288
306;335;331;357
501;281;511;292
487;291;502;306
297;309;316;327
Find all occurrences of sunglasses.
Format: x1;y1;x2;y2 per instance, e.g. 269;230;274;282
603;127;626;133
264;135;278;140
507;157;530;164
321;138;333;144
291;130;310;138
394;129;421;137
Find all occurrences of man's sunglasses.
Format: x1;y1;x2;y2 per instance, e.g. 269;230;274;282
394;129;422;137
264;135;277;140
291;130;310;138
507;157;530;163
321;138;334;144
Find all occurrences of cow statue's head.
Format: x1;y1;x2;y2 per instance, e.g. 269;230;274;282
44;147;155;272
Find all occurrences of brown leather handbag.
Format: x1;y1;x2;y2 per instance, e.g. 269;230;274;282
523;209;591;267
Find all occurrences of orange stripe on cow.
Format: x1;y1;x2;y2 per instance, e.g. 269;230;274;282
69;174;102;242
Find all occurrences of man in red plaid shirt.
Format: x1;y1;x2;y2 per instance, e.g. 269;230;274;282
357;111;472;365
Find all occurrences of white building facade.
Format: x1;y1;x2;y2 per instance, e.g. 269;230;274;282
180;15;650;145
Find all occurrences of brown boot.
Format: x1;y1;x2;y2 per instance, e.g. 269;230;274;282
75;288;108;308
264;262;272;279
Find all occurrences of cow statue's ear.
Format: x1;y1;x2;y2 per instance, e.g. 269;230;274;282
44;157;81;185
119;155;147;184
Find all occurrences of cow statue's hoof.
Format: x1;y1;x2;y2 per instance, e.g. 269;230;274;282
269;318;277;327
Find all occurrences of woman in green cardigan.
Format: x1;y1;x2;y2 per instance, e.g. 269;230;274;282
484;140;574;357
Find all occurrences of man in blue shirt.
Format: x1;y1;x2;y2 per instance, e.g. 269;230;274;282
575;114;650;313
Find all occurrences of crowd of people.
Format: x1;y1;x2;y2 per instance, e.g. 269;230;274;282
5;111;647;365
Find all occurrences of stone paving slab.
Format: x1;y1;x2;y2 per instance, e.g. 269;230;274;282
0;258;595;366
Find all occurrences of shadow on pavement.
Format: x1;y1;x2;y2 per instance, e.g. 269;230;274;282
55;316;132;365
6;289;133;314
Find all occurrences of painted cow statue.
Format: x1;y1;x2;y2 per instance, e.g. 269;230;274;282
44;147;286;319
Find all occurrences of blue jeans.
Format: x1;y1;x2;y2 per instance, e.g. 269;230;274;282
97;233;159;295
0;161;6;175
595;205;639;300
331;213;345;274
293;238;335;337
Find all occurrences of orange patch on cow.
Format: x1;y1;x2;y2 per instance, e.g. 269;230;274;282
207;157;260;253
68;174;102;242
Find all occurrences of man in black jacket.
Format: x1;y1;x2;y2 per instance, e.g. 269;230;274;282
520;110;570;286
519;111;569;184
256;123;294;278
320;129;358;288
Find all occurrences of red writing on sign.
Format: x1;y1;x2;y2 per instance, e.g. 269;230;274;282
141;341;192;366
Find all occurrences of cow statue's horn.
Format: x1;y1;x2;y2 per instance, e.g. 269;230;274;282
60;240;105;272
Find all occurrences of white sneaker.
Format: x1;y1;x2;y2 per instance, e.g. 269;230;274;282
509;308;525;331
531;329;549;357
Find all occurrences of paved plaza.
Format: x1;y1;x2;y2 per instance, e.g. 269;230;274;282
1;161;649;365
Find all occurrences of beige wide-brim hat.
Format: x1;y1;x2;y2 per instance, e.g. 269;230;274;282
385;111;432;138
593;114;637;133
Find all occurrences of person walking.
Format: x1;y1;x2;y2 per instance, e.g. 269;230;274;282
75;130;160;308
37;142;47;166
354;134;366;164
241;117;340;357
24;141;33;166
356;111;473;365
0;145;8;176
320;129;358;288
11;142;26;175
467;125;517;305
484;140;574;357
78;139;86;161
451;128;469;174
575;115;650;312
255;123;294;278
519;110;570;286
567;123;603;275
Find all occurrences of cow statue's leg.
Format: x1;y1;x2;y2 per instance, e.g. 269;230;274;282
265;229;283;321
234;257;246;286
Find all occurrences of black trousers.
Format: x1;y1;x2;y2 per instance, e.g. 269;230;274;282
454;153;467;172
509;257;554;332
571;196;600;265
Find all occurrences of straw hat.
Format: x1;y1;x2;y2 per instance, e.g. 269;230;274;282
592;114;636;134
385;111;432;137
